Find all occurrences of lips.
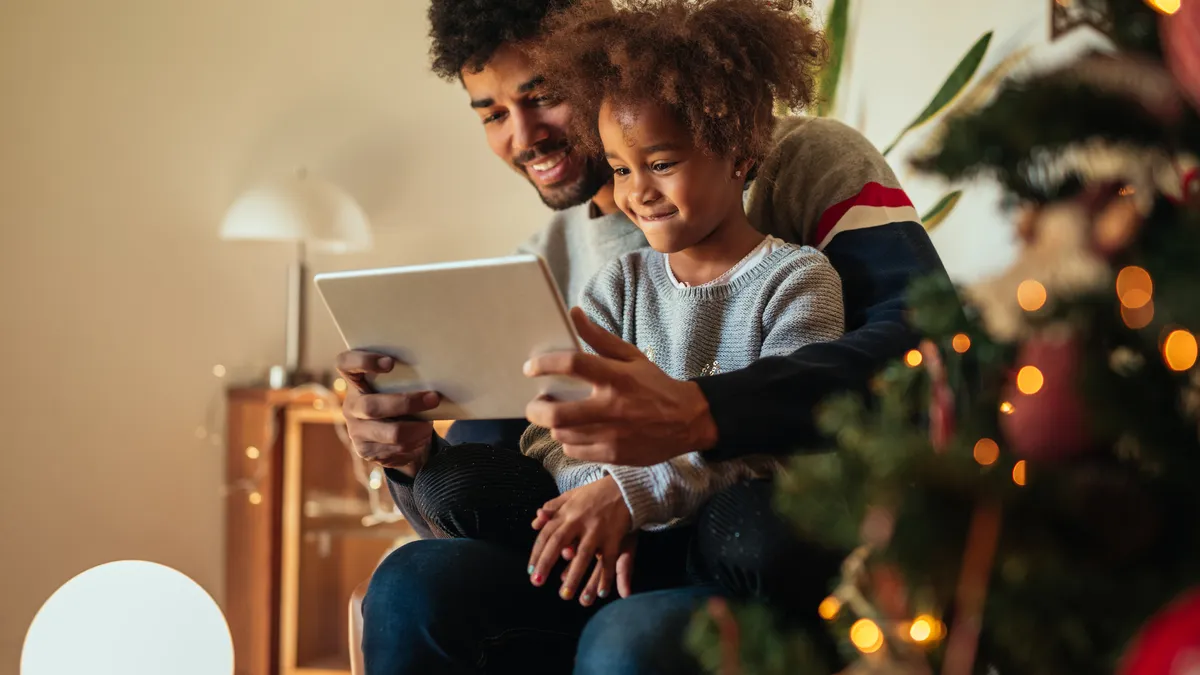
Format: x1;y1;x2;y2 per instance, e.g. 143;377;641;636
524;149;575;186
634;209;679;224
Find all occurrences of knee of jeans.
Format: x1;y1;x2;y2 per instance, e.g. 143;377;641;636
574;607;661;675
361;542;448;652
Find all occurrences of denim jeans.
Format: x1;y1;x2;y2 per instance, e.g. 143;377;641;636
361;538;714;675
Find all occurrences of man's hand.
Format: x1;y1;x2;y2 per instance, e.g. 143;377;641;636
524;307;719;466
527;476;635;605
336;350;440;478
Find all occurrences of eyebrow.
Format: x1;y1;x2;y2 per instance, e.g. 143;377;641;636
470;76;546;109
605;143;682;159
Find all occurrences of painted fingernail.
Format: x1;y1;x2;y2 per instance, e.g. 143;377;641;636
523;360;534;375
598;588;609;599
532;574;543;586
563;546;575;559
559;585;573;600
581;592;593;604
527;565;535;575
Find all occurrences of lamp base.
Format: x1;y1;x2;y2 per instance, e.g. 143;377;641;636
267;366;319;390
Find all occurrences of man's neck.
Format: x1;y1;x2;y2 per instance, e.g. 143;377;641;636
668;211;765;286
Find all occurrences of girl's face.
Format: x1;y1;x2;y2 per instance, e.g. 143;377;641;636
599;99;748;254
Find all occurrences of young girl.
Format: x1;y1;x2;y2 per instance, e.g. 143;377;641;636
520;0;843;604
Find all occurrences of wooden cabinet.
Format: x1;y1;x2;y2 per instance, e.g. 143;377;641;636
225;387;438;675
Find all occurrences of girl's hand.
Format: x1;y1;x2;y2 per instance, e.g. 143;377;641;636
528;475;632;604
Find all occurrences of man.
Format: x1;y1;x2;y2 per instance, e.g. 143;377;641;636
343;1;948;673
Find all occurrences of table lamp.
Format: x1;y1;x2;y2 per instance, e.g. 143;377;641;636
219;169;371;387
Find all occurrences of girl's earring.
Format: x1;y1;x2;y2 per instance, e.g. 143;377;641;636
735;170;743;178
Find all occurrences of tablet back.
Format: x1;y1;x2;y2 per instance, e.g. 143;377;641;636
314;254;591;420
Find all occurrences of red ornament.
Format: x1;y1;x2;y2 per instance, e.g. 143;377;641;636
1162;0;1200;110
999;333;1093;460
1119;588;1200;675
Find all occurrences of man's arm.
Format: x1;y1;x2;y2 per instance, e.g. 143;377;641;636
696;220;944;459
695;116;949;459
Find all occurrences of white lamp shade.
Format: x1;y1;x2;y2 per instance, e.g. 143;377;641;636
220;172;372;253
21;560;234;675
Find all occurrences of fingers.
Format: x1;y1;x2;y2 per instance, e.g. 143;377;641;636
523;350;619;386
569;307;644;361
344;391;440;421
559;533;598;601
347;417;432;446
550;424;616;447
526;397;614;430
580;559;604;607
531;520;575;589
596;539;619;602
353;441;422;469
616;545;636;599
335;351;395;392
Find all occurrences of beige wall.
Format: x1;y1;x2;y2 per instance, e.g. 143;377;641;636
0;0;549;667
0;0;1106;668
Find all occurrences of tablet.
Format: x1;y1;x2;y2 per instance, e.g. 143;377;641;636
314;254;592;421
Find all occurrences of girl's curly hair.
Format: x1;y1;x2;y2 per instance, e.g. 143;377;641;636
533;0;826;163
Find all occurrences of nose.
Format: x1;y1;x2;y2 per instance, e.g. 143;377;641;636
510;108;551;155
629;170;660;205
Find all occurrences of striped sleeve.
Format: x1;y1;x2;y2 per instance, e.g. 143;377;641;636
747;116;921;248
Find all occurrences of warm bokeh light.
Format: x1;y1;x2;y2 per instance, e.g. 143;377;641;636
850;618;884;654
1013;460;1027;486
212;364;226;378
818;596;841;621
245;446;260;460
910;616;935;642
313;398;326;410
1017;279;1047;312
369;467;384;491
249;491;263;505
1146;0;1181;14
1016;365;1044;395
1119;184;1137;196
905;349;923;367
1122;300;1155;330
1000;401;1015;415
952;333;971;353
973;438;1000;466
333;377;348;393
1116;266;1153;309
1163;329;1198;371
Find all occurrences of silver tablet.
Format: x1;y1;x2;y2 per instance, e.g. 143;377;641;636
314;254;592;420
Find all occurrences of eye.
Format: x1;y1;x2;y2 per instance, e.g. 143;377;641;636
651;161;677;172
531;95;560;107
482;111;507;125
612;167;631;177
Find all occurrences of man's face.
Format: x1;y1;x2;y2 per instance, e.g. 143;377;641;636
461;43;610;211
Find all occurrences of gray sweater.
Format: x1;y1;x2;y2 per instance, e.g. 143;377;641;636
520;244;844;530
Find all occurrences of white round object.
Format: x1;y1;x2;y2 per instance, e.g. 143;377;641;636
219;171;372;253
21;560;233;675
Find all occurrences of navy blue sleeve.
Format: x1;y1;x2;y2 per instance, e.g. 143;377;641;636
696;220;948;459
443;418;531;448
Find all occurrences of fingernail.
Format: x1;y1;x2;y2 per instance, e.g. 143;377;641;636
581;592;593;604
532;574;543;586
559;585;573;600
563;546;575;558
523;360;534;376
423;392;440;407
598;588;609;599
527;565;535;575
377;357;393;371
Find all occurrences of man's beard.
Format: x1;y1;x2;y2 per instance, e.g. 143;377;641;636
529;152;613;211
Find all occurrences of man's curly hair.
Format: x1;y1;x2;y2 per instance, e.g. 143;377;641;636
428;0;578;79
533;0;825;163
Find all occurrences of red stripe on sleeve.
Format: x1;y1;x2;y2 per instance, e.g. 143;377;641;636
813;182;915;244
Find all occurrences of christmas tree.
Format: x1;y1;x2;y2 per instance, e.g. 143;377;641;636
690;1;1200;673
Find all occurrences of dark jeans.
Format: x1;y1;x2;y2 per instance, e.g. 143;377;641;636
366;444;843;674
